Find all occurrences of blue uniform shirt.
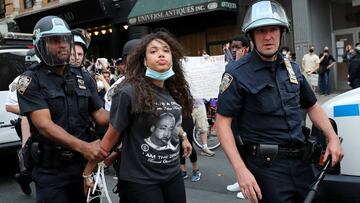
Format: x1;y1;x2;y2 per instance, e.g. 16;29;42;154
217;51;316;146
17;64;103;142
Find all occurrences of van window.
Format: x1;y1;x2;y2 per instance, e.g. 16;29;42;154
0;49;28;91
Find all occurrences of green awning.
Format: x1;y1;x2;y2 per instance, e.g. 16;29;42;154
128;0;238;25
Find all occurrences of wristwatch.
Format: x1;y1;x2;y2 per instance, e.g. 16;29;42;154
179;132;187;140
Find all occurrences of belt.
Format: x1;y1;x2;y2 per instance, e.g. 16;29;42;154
245;144;305;160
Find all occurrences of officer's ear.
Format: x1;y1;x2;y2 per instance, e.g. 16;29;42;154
144;59;147;67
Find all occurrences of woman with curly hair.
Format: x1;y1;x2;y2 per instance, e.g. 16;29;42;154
83;31;193;203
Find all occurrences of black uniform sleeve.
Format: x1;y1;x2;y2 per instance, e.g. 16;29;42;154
299;74;317;109
109;89;132;132
84;72;103;112
17;71;48;116
217;73;244;117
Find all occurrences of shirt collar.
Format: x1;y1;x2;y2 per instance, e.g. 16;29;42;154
252;51;285;72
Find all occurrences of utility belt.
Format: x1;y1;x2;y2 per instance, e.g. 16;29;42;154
244;143;306;166
31;142;83;169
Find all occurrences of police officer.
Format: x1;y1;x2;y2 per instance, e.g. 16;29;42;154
216;1;343;203
16;16;109;202
71;28;91;68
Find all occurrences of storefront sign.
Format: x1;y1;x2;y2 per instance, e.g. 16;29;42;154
182;55;226;99
128;1;237;25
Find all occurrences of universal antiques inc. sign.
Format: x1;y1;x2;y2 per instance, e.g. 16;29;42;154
128;1;237;25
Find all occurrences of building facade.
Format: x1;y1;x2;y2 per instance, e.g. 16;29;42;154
1;0;359;91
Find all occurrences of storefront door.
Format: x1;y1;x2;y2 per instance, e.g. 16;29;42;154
333;28;360;89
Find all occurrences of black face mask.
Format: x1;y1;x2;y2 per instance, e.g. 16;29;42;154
309;49;314;53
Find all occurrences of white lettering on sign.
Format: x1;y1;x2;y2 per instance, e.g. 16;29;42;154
130;3;210;25
221;1;237;9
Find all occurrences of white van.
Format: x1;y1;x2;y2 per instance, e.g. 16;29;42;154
0;32;31;151
312;89;360;202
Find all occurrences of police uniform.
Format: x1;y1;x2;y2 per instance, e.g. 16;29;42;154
217;51;317;202
17;63;103;202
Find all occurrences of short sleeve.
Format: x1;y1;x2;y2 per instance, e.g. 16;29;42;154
110;89;132;132
5;76;19;105
300;74;317;108
17;71;48;116
217;73;244;117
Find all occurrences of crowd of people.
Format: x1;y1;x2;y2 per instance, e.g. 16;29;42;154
4;0;353;203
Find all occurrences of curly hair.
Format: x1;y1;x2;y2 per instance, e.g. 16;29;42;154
121;31;193;116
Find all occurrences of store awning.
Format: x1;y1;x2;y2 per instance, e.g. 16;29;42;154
128;0;238;25
14;0;107;33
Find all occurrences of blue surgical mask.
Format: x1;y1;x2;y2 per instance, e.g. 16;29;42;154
145;66;175;80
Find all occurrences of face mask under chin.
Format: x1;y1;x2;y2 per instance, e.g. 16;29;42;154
145;66;175;81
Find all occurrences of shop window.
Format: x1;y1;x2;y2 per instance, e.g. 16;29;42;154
331;2;360;30
0;0;5;18
24;0;34;9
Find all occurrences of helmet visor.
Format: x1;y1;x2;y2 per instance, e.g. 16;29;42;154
242;1;289;33
36;35;74;66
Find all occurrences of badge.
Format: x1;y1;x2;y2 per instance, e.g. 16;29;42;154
16;75;32;95
284;59;298;84
77;78;86;89
219;73;233;94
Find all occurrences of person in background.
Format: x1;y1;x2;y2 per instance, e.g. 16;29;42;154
180;115;201;182
216;1;343;202
71;28;90;68
83;31;193;203
348;42;360;89
318;46;336;95
110;57;126;85
224;36;250;64
192;98;215;157
104;39;141;111
302;45;320;92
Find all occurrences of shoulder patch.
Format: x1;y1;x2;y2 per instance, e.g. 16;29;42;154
219;73;233;94
16;75;32;95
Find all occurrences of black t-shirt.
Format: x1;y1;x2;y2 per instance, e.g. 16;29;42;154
319;53;335;74
110;84;182;184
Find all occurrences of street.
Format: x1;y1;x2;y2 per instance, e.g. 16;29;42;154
0;146;246;203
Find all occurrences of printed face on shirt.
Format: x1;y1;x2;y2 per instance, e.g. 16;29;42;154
144;39;173;72
253;26;281;58
150;113;176;147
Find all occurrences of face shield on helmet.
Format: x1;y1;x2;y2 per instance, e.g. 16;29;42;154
33;16;74;66
242;1;289;35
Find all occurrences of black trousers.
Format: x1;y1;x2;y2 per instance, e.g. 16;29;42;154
246;157;315;203
118;172;186;203
180;116;197;165
32;163;85;203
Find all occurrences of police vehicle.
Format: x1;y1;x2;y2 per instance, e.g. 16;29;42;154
0;32;32;151
313;89;360;202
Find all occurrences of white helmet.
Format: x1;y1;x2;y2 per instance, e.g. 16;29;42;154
242;0;289;34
